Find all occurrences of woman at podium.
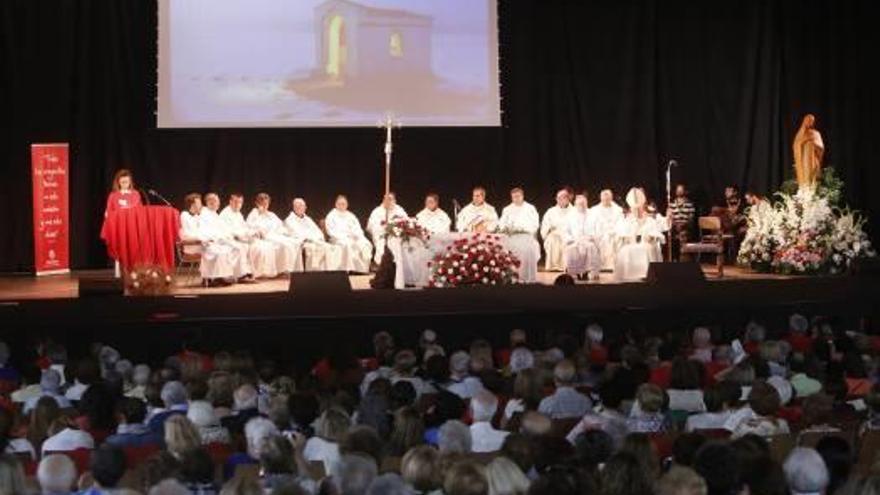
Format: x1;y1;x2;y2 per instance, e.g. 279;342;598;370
104;168;141;216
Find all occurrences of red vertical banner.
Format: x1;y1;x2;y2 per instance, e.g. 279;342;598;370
31;143;70;276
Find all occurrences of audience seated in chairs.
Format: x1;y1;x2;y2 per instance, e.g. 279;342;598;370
2;311;880;494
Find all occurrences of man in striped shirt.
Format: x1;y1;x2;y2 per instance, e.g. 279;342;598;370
668;184;696;260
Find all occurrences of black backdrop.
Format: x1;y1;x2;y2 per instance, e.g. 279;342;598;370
1;0;878;272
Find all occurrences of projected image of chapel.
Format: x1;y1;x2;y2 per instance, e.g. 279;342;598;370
315;0;434;82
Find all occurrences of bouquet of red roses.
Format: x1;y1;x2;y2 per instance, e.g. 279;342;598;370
384;217;430;243
427;233;521;288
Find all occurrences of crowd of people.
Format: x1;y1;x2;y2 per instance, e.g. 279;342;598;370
2;312;880;494
104;169;762;288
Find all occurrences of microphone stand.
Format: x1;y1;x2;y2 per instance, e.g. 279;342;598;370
665;160;676;262
148;188;174;207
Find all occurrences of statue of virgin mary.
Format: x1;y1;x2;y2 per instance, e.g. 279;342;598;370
792;114;825;192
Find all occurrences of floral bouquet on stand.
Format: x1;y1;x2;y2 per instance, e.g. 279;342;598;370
384;217;430;245
126;264;174;296
427;233;521;288
738;168;874;274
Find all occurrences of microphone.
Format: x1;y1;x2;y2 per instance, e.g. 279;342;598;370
147;188;173;207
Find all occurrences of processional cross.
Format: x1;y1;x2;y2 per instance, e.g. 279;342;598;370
380;114;401;222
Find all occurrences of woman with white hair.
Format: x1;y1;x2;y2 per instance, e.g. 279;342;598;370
486;456;530;495
784;447;829;495
244;417;279;461
187;400;231;445
437;420;472;454
37;454;77;495
304;407;351;473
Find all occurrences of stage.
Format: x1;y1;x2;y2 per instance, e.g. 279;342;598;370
0;262;876;368
0;264;790;301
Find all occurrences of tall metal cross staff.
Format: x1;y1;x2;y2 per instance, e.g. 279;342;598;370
665;159;677;261
380;114;401;223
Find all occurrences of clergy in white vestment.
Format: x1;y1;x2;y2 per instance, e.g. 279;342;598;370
284;198;343;271
246;193;304;274
498;187;541;283
179;193;235;286
366;192;409;264
324;194;373;273
219;193;278;278
415;193;451;235
540;188;574;271
614;188;665;282
456;186;499;233
563;193;602;280
588;189;625;271
201;193;253;281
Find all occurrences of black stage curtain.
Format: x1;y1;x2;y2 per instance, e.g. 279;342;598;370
1;0;878;272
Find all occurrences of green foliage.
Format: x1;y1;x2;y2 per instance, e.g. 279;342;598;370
780;167;844;206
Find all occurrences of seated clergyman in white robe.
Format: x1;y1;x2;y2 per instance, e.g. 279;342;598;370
588;189;625;271
540;189;573;271
457;187;498;233
325;195;373;273
498;190;541;283
563;194;602;280
415;194;451;235
200;193;252;280
179;194;236;283
219;194;278;278
246;193;303;274
614;188;665;282
284;198;343;271
366;193;408;264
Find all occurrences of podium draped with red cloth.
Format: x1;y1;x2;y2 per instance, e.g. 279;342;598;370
101;205;180;272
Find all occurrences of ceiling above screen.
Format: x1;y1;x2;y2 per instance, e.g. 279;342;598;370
157;0;500;128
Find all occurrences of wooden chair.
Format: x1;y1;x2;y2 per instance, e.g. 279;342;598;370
681;216;725;277
796;429;854;449
122;444;160;467
766;434;795;464
176;239;202;285
856;430;880;475
550;418;582;439
307;460;327;481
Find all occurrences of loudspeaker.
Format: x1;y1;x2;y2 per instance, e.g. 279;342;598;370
853;257;880;277
289;271;352;296
646;262;706;284
78;277;124;297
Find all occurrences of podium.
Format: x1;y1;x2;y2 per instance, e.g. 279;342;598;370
100;205;180;272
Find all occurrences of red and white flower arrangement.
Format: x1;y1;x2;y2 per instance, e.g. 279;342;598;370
384;217;430;244
427;233;521;288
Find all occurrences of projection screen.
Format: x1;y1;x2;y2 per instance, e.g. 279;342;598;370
158;0;500;128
